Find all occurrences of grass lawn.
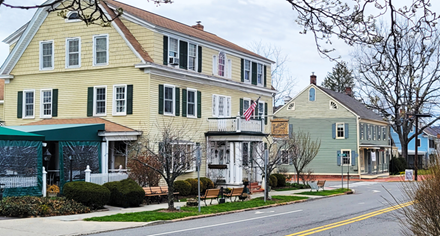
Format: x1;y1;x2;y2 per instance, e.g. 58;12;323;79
296;188;351;196
85;195;308;222
273;187;309;191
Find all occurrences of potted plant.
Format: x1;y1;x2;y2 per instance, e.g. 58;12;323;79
47;184;60;197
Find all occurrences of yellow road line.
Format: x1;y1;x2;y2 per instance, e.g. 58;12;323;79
286;201;413;236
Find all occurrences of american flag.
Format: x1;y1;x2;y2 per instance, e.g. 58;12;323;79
244;97;260;121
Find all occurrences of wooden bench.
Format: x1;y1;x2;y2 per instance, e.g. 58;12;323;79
249;182;263;194
200;188;220;205
143;186;179;205
310;180;326;192
224;187;244;202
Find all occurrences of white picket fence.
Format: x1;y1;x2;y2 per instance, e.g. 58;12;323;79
85;165;128;185
0;176;38;188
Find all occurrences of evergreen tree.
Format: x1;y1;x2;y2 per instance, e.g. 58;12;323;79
321;61;354;94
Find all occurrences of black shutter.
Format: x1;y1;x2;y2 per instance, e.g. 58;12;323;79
240;98;243;116
265;102;268;125
264;65;267;87
158;85;164;114
163;36;168;65
127;85;133;115
182;89;187;117
175;87;180;116
17;91;23;118
179;41;188;69
87;87;93;117
52;89;58;117
197;91;202;118
255;100;259;119
197;46;202;73
241;59;244;82
251;62;257;85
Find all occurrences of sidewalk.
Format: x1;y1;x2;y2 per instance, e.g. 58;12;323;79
0;188;326;236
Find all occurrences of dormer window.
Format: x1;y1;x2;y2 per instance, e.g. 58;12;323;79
309;88;316;101
65;11;81;22
330;101;338;110
287;102;295;110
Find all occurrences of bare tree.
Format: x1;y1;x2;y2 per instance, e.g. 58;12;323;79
354;22;440;165
128;121;202;210
248;41;296;106
288;131;321;184
0;0;172;26
321;61;355;94
127;155;161;187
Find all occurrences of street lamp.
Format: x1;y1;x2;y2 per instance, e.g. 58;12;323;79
413;113;431;181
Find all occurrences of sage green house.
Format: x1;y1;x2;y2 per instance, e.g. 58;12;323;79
274;75;391;179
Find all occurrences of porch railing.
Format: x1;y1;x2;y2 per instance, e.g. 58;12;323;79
208;116;263;133
0;176;38;188
85;165;129;185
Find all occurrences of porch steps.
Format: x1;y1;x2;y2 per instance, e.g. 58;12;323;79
249;182;264;194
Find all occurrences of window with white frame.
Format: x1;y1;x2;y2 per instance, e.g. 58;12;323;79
23;90;35;118
258;102;264;120
382;127;387;140
336;123;345;139
243;98;250;112
113;85;127;115
330;101;338;110
367;124;372;139
341;149;351;165
377;126;381;140
187;89;197;117
218;52;225;77
360;123;364;140
93;35;108;65
168;37;178;64
281;150;289;164
244;59;251;83
40;89;52;118
40;41;54;70
257;63;263;85
212;94;231;117
164;85;175;115
65;11;81;22
66;38;80;68
94;86;106;115
372;125;376;140
188;43;197;71
158;143;195;172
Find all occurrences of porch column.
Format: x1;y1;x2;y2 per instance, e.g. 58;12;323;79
235;142;241;184
101;141;108;174
225;142;230;184
229;142;234;184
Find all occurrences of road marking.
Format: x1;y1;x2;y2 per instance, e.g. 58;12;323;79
146;210;302;236
373;190;381;193
330;182;379;188
286;201;413;236
255;211;264;214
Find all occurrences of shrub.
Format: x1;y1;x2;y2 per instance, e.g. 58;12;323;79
269;175;278;187
185;178;205;195
0;196;90;217
174;180;191;196
390;156;407;175
200;177;214;192
63;181;110;209
128;155;162;187
103;178;145;208
273;174;286;187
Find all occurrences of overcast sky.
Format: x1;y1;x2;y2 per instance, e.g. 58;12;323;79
0;0;381;97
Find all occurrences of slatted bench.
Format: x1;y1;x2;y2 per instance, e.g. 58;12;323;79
200;188;220;206
224;187;244;202
310;180;326;192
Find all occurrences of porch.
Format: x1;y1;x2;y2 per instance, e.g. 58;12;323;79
207;117;264;134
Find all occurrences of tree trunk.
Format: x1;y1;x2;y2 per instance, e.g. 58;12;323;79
401;142;409;169
296;171;300;184
167;181;175;210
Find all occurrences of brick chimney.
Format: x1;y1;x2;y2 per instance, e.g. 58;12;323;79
345;87;352;97
192;21;204;31
310;73;317;85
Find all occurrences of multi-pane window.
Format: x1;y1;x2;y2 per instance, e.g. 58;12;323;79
164;85;174;115
218;96;225;116
382;127;387;140
165;143;194;171
336;123;345;138
257;63;263;85
243;99;250;118
372;125;376;140
360;123;364;140
40;41;53;70
66;38;80;68
187;89;196;117
377;126;381;140
212;94;231;117
113;85;126;115
342;150;351;165
94;87;106;115
24;90;34;118
258;102;264;119
169;38;178;63
244;60;251;82
188;43;197;71
281;150;289;164
41;90;52;117
218;52;225;77
94;35;108;65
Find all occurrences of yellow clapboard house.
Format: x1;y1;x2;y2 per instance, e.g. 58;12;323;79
0;0;275;185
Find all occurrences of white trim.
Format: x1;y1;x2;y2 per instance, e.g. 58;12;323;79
39;40;54;71
65;37;81;68
168;37;179;66
0;101;4;104
257;101;265;120
2;22;29;44
212;94;231;118
163;84;176;116
135;64;275;97
336;122;345;139
40;88;53;119
187;42;198;71
65;11;82;23
243;98;251;114
23;89;35;119
329;100;338;110
186;88;197;118
112;84;127;116
93;34;109;66
0;75;14;79
341;149;351;166
93;85;107;116
256;63;264;86
243;59;251;83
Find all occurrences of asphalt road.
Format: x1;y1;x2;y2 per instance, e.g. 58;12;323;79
91;181;411;236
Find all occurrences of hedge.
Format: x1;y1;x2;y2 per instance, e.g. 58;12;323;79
63;181;110;210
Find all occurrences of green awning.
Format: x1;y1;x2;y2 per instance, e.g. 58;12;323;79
0;126;45;141
7;124;104;141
